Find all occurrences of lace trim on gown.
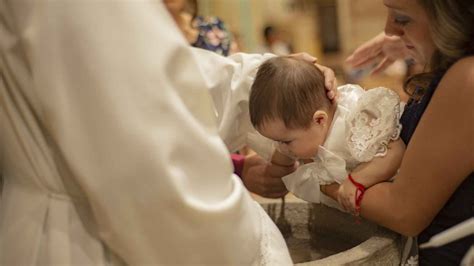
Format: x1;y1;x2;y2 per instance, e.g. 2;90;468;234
346;87;403;162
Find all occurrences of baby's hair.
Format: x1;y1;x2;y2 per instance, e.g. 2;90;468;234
249;56;330;129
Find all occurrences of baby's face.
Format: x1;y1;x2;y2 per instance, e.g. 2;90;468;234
258;118;326;160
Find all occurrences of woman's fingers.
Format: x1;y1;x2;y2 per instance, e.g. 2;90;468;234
346;32;385;66
352;53;386;71
371;57;396;75
346;44;380;66
347;51;382;69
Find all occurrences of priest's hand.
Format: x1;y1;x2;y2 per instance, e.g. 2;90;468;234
241;153;295;198
288;52;338;102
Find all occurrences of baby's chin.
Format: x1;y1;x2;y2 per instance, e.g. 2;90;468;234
299;158;315;164
296;153;317;161
298;151;319;160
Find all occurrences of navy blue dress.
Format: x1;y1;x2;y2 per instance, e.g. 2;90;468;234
400;74;474;265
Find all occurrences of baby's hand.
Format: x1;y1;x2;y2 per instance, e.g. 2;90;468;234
337;179;357;214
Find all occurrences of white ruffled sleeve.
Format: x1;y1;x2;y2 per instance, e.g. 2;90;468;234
346;87;403;162
336;84;366;110
282;147;348;203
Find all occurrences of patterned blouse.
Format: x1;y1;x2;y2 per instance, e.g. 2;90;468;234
192;16;231;56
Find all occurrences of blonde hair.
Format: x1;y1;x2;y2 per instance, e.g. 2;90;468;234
405;0;474;96
419;0;474;72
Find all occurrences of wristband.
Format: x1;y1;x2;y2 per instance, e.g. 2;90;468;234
231;153;245;178
348;174;366;214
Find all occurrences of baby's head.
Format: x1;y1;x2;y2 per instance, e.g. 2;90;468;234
249;56;333;159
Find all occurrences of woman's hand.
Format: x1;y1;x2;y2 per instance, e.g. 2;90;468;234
288;53;338;102
241;153;296;198
345;32;410;75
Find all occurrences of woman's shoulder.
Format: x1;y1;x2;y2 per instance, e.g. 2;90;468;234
440;56;474;95
451;55;474;69
430;56;474;121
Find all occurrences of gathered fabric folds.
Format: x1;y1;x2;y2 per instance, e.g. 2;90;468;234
0;1;291;265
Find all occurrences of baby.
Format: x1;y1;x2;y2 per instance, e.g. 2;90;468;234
249;57;405;211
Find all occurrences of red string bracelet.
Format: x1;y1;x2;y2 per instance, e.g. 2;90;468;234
348;174;366;215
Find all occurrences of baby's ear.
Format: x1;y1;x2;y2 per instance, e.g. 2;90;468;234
312;110;329;125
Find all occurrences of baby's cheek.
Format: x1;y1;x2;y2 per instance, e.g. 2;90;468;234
280;145;294;157
275;144;297;160
301;146;318;159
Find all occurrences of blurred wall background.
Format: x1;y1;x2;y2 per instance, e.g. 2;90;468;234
197;0;405;95
198;0;386;55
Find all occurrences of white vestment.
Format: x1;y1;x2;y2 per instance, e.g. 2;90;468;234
0;1;291;265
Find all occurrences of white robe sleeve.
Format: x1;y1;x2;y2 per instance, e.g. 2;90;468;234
191;48;275;152
14;1;291;265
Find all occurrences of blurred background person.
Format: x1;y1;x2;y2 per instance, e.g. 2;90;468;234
257;25;293;56
164;0;233;56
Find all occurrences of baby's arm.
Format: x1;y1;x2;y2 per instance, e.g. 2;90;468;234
338;139;405;212
352;138;405;187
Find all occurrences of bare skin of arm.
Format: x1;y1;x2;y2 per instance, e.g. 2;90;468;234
352;139;405;187
337;138;406;212
324;57;474;236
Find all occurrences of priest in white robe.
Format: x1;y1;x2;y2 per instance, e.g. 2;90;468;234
0;1;296;265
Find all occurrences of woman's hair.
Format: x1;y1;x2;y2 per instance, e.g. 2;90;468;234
249;57;330;130
405;0;474;97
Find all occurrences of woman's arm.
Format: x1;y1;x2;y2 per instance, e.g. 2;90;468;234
359;57;474;236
